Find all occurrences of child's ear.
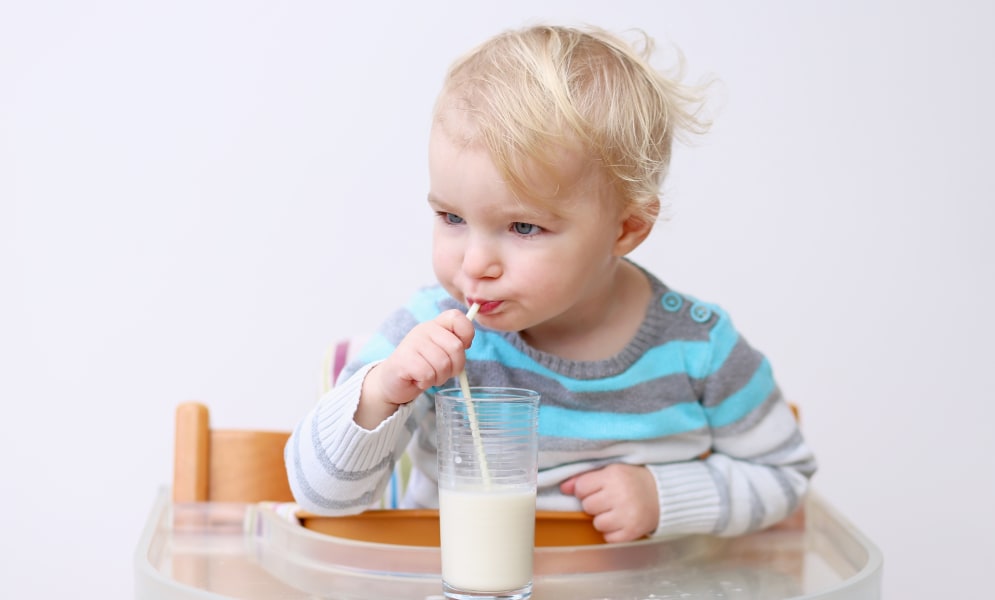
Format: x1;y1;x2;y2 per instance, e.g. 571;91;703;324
613;199;659;256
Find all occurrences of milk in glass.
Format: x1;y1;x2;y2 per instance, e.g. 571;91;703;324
439;487;536;591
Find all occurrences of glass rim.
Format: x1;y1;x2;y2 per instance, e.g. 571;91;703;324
436;386;540;401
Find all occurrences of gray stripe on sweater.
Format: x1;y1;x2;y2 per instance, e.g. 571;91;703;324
288;422;384;510
704;460;731;534
698;339;764;408
744;429;805;461
470;361;699;413
746;479;766;531
710;389;783;436
309;414;394;481
767;465;800;515
381;309;419;346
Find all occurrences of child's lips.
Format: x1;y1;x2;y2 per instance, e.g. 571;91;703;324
467;299;502;315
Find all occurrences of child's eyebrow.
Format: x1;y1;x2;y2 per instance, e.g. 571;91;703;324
426;194;455;212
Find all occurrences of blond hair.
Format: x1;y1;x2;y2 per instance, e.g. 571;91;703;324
433;25;711;222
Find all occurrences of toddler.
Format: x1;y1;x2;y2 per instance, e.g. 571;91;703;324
285;24;816;542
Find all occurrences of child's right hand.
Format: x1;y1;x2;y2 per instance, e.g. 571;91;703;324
355;309;476;429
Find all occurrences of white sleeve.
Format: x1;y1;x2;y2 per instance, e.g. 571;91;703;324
284;361;420;515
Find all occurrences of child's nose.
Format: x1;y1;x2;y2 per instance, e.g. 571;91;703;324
461;236;502;279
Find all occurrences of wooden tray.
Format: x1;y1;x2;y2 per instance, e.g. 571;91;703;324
298;509;604;547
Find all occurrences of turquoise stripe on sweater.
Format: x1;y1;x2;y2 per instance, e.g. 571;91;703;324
409;286;453;322
538;401;706;440
355;332;395;364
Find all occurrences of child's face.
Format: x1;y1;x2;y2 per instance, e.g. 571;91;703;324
428;120;632;336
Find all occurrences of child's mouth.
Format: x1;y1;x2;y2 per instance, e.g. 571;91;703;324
467;299;502;315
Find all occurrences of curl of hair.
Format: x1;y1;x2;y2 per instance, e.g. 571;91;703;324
434;25;711;222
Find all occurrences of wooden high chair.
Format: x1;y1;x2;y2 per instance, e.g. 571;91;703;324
172;401;294;503
172;338;369;504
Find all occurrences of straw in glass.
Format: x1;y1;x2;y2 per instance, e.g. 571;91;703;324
457;302;490;488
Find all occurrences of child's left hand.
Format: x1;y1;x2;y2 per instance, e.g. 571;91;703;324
559;464;659;543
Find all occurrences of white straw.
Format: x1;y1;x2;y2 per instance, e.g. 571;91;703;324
464;301;480;322
458;303;490;488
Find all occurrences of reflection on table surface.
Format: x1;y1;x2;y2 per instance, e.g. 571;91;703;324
134;487;881;600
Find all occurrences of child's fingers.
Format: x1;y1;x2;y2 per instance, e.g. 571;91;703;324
429;324;469;364
437;309;476;348
579;490;613;517
408;327;469;384
381;311;476;399
562;466;657;543
564;470;604;501
599;520;634;544
415;339;457;383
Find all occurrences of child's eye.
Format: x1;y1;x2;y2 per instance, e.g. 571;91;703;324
512;222;541;236
438;212;465;225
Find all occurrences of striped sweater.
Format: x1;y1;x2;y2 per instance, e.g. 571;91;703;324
285;270;817;538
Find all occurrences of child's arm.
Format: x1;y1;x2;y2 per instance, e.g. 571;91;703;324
657;311;818;538
284;359;415;515
646;330;817;538
355;309;475;429
284;306;474;516
560;307;816;541
561;391;813;541
648;400;815;538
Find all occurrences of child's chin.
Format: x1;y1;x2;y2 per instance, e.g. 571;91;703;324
475;314;519;333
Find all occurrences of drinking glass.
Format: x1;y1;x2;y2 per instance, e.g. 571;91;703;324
436;387;540;600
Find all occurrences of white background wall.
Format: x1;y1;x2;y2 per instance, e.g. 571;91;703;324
2;1;993;598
